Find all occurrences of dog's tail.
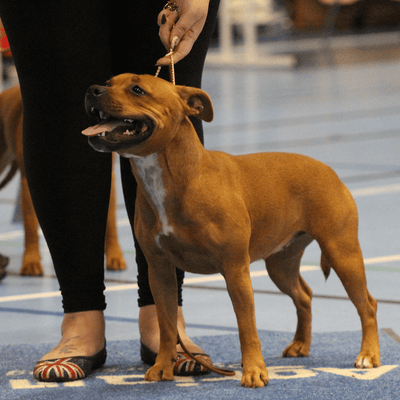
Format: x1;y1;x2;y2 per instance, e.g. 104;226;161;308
320;254;331;280
0;160;18;190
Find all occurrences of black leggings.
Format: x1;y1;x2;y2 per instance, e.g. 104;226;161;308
0;0;220;312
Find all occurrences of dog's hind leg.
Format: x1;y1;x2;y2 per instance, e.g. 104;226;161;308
319;236;380;368
264;233;314;357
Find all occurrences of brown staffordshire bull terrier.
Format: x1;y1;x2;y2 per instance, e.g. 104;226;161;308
0;85;126;275
82;73;380;388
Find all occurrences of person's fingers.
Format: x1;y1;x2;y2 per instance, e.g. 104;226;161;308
158;9;180;50
156;29;197;66
156;1;209;65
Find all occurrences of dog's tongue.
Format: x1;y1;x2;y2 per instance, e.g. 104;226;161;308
82;120;123;136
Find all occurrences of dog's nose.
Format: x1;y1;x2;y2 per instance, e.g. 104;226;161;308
85;85;108;116
87;85;106;97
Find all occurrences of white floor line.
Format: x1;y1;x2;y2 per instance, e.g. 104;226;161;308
364;254;400;265
0;218;131;241
0;229;25;240
184;266;318;285
351;183;400;198
0;267;316;303
0;291;61;303
0;182;400;242
0;257;397;304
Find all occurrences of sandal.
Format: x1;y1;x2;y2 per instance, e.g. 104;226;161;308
140;342;211;376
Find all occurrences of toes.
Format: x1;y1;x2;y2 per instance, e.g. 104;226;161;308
283;341;310;358
145;366;162;381
355;355;380;369
241;375;268;388
20;262;43;276
106;257;127;271
145;364;174;382
241;367;269;388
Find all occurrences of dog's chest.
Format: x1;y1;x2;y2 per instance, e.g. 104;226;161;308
157;232;222;274
131;154;174;240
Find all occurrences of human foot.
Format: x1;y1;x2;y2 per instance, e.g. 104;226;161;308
139;305;212;375
39;310;106;361
33;311;106;382
139;305;204;354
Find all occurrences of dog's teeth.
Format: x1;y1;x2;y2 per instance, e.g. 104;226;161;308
124;129;133;135
99;111;107;120
140;125;147;134
124;119;134;123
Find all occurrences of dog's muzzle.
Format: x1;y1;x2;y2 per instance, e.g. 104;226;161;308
82;85;155;153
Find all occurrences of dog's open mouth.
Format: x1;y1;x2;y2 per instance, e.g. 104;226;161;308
82;109;153;144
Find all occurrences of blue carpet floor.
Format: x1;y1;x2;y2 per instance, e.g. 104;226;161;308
1;329;399;400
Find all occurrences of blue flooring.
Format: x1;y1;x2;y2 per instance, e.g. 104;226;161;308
2;330;400;400
0;56;400;356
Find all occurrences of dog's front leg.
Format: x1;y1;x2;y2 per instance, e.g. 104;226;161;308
104;167;126;271
224;266;269;388
144;261;178;382
20;175;43;276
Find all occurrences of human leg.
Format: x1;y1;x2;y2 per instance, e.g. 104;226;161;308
0;0;113;362
109;0;220;369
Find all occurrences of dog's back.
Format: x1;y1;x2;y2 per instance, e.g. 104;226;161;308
235;151;352;214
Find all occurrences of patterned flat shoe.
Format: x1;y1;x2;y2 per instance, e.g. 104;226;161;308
174;352;212;376
140;342;211;376
33;347;107;382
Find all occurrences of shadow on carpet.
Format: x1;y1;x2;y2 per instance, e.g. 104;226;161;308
1;330;399;400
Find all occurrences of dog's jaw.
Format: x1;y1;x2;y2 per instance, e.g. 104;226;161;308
83;109;155;153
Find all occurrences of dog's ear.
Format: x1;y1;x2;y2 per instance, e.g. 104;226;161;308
177;86;214;122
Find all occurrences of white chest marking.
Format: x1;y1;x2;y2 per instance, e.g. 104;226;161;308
130;154;174;241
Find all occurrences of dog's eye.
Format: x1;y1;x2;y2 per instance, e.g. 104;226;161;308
131;85;146;96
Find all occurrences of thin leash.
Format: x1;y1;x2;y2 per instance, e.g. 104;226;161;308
155;48;176;85
177;332;236;377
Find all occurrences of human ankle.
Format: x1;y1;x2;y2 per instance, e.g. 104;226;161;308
139;305;160;352
40;311;105;361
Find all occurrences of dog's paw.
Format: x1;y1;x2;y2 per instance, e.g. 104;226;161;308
355;353;381;369
282;340;310;358
106;256;127;271
105;248;127;271
20;260;43;276
241;365;269;388
145;363;174;382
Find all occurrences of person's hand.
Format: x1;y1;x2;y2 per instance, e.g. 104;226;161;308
157;0;210;66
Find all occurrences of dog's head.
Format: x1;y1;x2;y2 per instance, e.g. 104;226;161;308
82;73;213;157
